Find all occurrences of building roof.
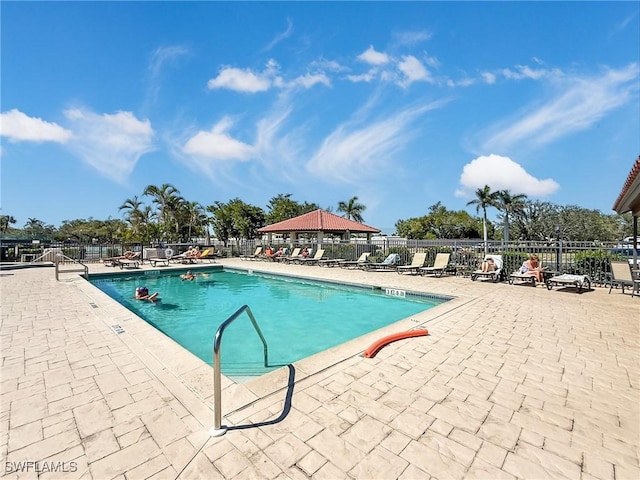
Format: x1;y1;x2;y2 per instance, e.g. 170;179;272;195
612;155;640;216
258;209;381;234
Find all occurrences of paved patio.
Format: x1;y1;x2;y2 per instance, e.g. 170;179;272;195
1;259;638;479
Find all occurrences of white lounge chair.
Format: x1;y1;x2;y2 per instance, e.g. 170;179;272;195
470;254;503;282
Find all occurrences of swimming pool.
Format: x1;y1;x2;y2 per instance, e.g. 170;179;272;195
90;268;450;378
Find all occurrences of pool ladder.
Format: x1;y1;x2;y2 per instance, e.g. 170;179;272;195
210;305;269;436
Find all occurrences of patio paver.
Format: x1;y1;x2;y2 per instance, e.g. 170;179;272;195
1;259;638;479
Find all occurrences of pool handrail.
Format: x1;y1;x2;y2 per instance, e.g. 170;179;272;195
211;304;269;436
53;253;89;280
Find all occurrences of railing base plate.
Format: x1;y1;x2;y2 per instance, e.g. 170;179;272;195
209;426;228;437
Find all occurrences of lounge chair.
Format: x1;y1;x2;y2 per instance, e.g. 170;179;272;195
195;249;216;263
338;252;371;269
277;247;301;263
295;249;325;265
318;254;347;267
470;254;503;282
102;251;140;267
362;253;401;271
419;253;451;277
397;252;427;275
240;246;263;260
113;251;142;269
546;273;591;293
607;260;639;297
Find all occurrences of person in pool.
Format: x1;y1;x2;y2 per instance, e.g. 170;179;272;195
135;286;159;302
181;270;196;281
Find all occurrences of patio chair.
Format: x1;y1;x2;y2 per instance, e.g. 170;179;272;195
102;250;140;267
607;260;639;297
419;253;451;277
362;253;401;271
195;249;216;263
397;252;427;275
470;254;503;282
276;247;300;263
240;246;262;260
338;252;371;269
295;249;325;265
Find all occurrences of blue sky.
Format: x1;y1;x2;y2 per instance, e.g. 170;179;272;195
1;2;639;234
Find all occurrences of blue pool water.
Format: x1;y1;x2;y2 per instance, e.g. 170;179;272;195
90;268;449;377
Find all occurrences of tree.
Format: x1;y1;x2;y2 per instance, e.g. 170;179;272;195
337;196;366;223
395;202;480;239
467;185;500;255
143;184;182;240
496;190;527;245
207;201;235;246
265;194;319;224
207;199;266;245
0;215;16;234
182;201;207;243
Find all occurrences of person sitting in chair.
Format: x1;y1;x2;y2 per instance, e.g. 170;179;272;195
519;254;544;283
481;257;495;272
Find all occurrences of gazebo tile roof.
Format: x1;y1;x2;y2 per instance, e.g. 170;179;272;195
613;155;640;214
258;209;380;233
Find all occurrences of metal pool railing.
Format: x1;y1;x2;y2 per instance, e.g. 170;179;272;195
210;305;269;437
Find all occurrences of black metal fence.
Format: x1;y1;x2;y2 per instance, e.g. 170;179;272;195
4;238;638;286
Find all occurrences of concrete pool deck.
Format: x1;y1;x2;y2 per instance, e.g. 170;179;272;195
1;259;638;479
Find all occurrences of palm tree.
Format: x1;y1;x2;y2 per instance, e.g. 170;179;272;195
467;185;500;255
337;196;366;223
496;190;528;245
0;215;16;234
183;201;207;243
143;184;182;240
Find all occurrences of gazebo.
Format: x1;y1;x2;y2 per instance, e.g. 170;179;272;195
258;209;381;245
612;155;640;267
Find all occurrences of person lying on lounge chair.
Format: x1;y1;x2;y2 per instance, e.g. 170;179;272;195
101;251;137;263
265;247;284;260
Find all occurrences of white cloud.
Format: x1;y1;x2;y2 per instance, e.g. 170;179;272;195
207;59;330;93
288;73;331;89
393;30;432;46
481;72;497;84
306;100;445;184
357;46;389;66
347;69;378;83
310;58;347;72
182;117;254;162
263;17;293;51
207;67;272;93
0;109;72;143
501;64;559;81
148;45;189;78
456;154;560;198
63;109;155;181
397;55;432;87
481;63;639;152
